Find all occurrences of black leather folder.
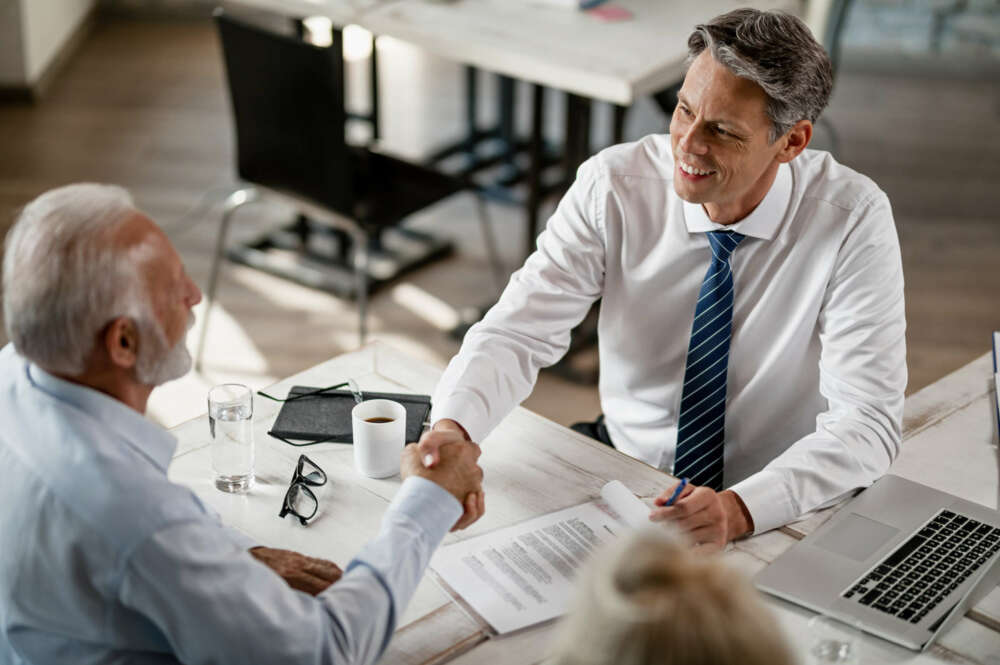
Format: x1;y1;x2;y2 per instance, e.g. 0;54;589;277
268;387;431;445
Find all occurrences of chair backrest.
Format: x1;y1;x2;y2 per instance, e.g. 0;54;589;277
214;11;353;214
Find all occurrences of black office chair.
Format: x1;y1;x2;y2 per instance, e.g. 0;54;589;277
196;10;498;370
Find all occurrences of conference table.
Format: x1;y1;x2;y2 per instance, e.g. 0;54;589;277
227;0;800;105
168;342;1000;664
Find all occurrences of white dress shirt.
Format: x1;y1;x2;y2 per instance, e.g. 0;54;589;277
0;344;461;665
431;134;906;534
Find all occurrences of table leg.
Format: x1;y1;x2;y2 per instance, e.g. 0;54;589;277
612;103;626;145
370;33;380;141
564;93;592;182
525;83;545;258
465;65;478;168
498;75;518;181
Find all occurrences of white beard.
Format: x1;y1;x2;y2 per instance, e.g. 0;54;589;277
135;312;194;386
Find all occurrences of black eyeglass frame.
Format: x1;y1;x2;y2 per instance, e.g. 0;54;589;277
258;378;363;404
279;454;328;526
261;379;365;447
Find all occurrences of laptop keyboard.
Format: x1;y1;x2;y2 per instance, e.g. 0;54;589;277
842;509;1000;624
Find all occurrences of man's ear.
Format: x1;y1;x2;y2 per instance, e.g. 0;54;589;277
104;317;139;370
776;119;813;164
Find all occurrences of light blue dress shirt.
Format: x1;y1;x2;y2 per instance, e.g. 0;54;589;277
0;343;462;665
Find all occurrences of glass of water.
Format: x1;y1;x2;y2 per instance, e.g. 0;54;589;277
807;614;863;664
208;383;254;493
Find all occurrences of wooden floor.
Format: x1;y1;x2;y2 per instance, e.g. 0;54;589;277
0;16;997;429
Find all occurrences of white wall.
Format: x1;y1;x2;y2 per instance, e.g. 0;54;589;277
0;0;26;85
0;0;95;87
22;0;97;82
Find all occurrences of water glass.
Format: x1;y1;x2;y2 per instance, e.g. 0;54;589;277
208;383;254;493
807;614;863;664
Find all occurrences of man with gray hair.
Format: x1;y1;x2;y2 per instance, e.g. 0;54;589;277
422;9;906;549
0;183;485;664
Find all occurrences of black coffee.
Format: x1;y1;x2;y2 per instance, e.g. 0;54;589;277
365;417;395;423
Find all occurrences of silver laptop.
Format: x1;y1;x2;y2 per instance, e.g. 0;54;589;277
755;474;1000;651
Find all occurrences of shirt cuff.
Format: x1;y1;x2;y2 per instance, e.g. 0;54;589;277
728;469;795;536
345;477;461;618
430;393;491;445
384;476;463;545
225;525;259;551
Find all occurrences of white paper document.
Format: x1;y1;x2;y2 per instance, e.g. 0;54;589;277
429;481;650;634
993;331;999;372
993;332;999;438
994;372;1000;439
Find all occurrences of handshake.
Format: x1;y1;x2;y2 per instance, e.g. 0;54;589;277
403;419;485;531
252;419;484;596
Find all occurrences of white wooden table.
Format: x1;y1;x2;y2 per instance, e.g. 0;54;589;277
729;353;1000;665
169;342;672;663
358;0;799;107
220;0;373;26
225;0;798;106
226;0;797;107
169;344;1000;664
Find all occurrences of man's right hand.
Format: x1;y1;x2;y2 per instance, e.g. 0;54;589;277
401;437;485;531
415;419;470;468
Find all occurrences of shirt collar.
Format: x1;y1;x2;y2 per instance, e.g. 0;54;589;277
681;162;792;240
25;362;178;472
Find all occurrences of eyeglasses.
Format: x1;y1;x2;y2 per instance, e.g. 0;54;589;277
258;379;363;405
262;379;365;448
279;454;328;526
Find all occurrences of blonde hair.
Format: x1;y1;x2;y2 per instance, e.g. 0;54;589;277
549;528;795;665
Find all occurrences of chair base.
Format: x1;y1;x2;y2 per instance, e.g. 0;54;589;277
226;222;454;299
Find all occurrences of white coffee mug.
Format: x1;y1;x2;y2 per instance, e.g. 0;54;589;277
351;399;407;478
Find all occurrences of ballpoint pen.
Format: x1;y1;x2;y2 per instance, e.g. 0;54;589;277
665;477;689;507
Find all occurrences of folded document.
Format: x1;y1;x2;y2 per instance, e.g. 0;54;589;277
993;332;999;438
429;481;649;634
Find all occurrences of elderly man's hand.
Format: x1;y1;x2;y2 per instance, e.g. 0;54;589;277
402;436;485;531
648;481;754;552
249;546;343;595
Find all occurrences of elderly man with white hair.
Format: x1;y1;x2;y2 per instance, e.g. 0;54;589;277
0;183;485;665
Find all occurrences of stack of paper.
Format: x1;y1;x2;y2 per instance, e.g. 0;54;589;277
429;481;651;634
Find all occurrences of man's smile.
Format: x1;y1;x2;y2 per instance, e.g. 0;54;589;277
678;158;717;178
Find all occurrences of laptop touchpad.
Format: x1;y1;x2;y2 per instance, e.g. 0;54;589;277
814;513;900;562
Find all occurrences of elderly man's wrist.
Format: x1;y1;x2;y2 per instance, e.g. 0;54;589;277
721;490;754;541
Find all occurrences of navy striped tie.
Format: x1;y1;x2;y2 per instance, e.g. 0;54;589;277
672;230;745;491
